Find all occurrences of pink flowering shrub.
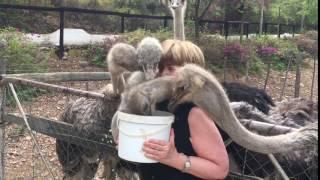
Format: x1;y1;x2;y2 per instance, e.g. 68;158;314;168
223;42;247;63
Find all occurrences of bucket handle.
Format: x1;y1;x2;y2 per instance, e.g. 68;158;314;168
117;117;172;138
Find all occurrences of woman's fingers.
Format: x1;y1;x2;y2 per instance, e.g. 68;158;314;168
147;139;167;146
143;146;161;155
144;141;166;151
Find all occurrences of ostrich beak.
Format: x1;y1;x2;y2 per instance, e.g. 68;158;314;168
168;90;189;112
144;69;157;80
142;64;159;80
170;4;181;9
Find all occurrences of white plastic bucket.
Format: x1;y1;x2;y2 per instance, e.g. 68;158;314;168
117;111;174;163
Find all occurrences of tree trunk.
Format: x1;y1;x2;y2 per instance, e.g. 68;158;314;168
300;15;305;32
277;7;281;38
199;0;214;20
195;0;201;40
259;0;264;36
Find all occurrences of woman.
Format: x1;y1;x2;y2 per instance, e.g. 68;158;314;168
139;39;229;180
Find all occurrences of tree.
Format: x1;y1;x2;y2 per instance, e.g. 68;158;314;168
269;0;318;30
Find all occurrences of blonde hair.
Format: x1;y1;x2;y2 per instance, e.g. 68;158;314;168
159;39;205;72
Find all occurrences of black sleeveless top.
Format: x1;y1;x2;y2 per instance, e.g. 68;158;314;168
138;101;201;180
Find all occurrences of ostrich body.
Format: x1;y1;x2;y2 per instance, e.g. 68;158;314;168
222;82;275;114
56;37;163;180
227;98;318;179
56;84;121;180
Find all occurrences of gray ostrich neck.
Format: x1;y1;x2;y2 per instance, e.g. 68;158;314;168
173;8;185;41
194;83;316;154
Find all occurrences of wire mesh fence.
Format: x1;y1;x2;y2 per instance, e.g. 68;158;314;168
0;31;318;180
227;142;318;180
1;58;317;180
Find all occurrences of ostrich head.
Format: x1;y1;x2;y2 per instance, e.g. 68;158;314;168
168;0;187;10
136;37;163;80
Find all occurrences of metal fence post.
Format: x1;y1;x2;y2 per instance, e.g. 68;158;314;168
220;22;223;35
224;21;229;40
121;15;125;33
264;23;268;35
163;17;168;28
278;24;281;39
59;8;64;60
292;25;295;37
246;23;249;39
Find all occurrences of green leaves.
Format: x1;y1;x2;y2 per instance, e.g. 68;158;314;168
269;0;318;25
0;27;48;74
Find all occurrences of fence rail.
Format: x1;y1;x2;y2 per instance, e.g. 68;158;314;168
0;3;318;59
0;65;317;179
3;113;115;153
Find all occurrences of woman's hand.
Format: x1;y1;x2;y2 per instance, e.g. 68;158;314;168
142;129;180;166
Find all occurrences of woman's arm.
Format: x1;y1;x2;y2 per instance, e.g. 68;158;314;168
142;107;229;179
186;107;229;179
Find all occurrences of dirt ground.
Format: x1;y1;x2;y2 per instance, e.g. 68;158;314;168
3;55;318;180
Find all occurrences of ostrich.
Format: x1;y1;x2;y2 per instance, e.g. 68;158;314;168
226;98;318;179
107;43;138;95
221;82;275;114
168;0;187;41
56;37;163;180
107;37;163;95
165;3;315;178
118;63;318;153
167;0;275;114
118;64;318;179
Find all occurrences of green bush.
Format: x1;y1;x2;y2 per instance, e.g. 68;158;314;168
249;56;264;76
254;35;280;49
241;39;263;75
124;28;172;45
276;40;300;70
0;27;49;106
83;44;108;67
83;28;171;68
253;35;301;71
291;34;318;58
197;37;263;76
197;36;225;69
5;86;48;107
303;30;318;40
0;27;48;74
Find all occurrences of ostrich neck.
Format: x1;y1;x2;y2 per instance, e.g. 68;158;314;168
193;82;312;154
173;9;185;41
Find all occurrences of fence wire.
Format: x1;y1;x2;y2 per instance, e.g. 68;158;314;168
1;47;318;180
227;142;318;180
